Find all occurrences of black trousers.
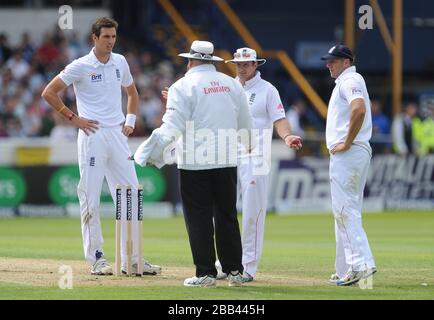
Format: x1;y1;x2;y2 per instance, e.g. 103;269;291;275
179;167;243;277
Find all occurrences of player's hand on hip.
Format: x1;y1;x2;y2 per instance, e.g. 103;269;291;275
122;125;134;137
330;143;350;155
284;135;302;150
73;117;99;135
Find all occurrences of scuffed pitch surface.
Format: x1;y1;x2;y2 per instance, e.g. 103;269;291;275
0;257;324;288
0;257;188;287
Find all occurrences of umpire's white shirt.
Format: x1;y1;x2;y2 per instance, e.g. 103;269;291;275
135;64;252;170
58;48;133;126
166;64;252;170
326;66;372;153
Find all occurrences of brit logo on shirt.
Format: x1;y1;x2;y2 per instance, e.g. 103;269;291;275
90;73;102;82
249;93;256;105
115;69;121;81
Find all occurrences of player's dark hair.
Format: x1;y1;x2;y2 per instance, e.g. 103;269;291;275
91;17;118;38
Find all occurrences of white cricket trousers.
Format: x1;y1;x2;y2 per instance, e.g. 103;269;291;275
329;145;375;277
238;157;269;277
77;126;140;267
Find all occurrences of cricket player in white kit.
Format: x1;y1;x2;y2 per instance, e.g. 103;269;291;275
215;48;302;282
42;17;161;276
322;45;376;286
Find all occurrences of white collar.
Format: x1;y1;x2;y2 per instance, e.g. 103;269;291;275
88;48;116;68
238;71;261;90
186;64;216;75
335;66;356;84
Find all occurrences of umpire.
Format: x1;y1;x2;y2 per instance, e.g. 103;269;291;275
134;40;253;287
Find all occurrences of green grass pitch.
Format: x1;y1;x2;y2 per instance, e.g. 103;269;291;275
0;211;433;300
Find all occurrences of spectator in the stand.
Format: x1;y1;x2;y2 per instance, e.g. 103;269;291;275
4;96;25;123
371;99;390;134
39;109;55;136
15;82;33;109
130;62;148;89
0;68;15;97
0;33;12;65
35;34;61;65
156;60;175;89
392;102;418;155
371;99;390;153
20;32;35;63
6;49;31;81
21;93;43;136
140;51;154;74
1;96;25;137
286;99;306;138
67;32;85;61
5;117;24;137
57;38;72;66
0;120;8;137
410;106;434;155
51;25;66;47
27;65;46;93
124;50;140;71
139;87;164;134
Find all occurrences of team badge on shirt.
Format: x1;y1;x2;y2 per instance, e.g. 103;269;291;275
249;93;256;105
351;87;362;95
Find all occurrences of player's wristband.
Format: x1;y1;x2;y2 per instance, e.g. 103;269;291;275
58;105;67;113
125;114;136;128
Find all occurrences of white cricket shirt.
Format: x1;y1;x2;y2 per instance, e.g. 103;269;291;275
163;64;252;170
238;71;286;156
326;66;372;152
58;48;133;127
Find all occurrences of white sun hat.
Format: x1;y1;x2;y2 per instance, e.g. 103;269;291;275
225;47;266;66
178;40;224;62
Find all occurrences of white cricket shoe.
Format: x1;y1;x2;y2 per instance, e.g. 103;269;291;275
91;257;113;275
228;271;244;287
336;270;365;286
241;272;254;283
122;259;162;275
363;267;377;278
215;260;227;280
184;275;216;287
142;260;162;275
328;273;340;284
